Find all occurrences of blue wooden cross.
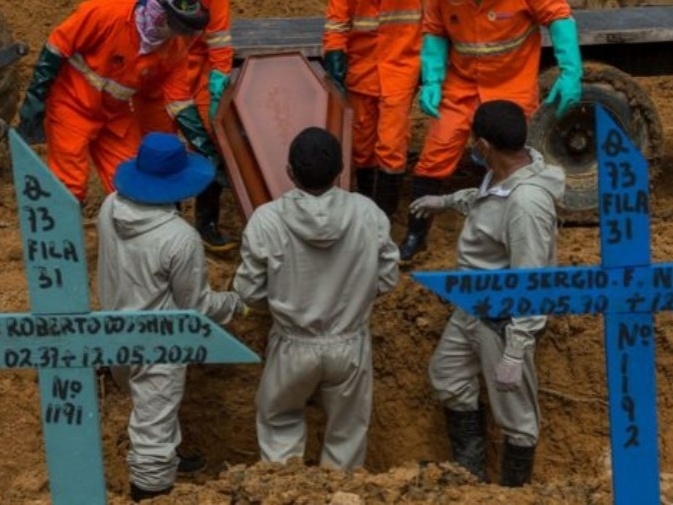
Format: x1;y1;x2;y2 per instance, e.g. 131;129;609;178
414;105;663;505
5;130;260;505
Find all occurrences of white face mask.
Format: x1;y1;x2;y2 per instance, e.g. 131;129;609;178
471;144;489;168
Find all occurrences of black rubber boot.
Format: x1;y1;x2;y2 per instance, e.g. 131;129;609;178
130;483;172;502
399;176;442;261
445;407;486;481
177;451;206;473
195;180;236;253
500;441;536;487
356;167;377;198
374;171;403;218
400;214;429;262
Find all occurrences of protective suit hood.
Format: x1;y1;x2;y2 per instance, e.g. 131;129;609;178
482;147;566;202
278;187;357;249
109;194;179;239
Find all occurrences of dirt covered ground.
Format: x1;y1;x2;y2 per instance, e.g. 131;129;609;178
3;1;673;504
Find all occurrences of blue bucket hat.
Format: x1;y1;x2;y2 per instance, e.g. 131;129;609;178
114;132;215;204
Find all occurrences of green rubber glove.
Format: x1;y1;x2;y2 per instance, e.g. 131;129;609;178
208;69;230;120
545;17;583;117
323;50;347;92
175;104;220;166
17;45;63;144
419;34;449;119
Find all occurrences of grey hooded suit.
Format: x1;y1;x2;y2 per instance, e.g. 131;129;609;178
234;187;399;470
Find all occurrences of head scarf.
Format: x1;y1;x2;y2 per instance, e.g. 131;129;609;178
135;0;169;54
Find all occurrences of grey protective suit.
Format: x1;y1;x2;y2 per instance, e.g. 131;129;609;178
234;186;399;470
428;148;565;447
97;193;242;492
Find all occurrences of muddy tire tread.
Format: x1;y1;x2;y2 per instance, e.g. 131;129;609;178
539;61;664;176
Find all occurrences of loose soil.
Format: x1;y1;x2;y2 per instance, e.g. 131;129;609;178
2;1;673;504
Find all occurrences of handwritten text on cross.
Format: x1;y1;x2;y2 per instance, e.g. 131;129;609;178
7;130;260;505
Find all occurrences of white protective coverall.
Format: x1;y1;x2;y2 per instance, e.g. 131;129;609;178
234;187;400;470
97;193;243;492
428;148;565;447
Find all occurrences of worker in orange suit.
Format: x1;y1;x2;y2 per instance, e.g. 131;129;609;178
322;0;422;218
399;0;583;261
134;0;235;252
16;0;221;209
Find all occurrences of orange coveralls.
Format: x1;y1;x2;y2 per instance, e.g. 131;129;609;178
416;0;571;179
45;0;192;201
134;0;233;134
323;0;422;174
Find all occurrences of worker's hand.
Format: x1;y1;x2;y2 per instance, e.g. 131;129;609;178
545;73;581;117
410;195;446;218
175;104;221;164
208;69;230;120
323;50;347;93
494;354;523;392
546;18;583;117
17;94;46;144
15;45;63;145
419;34;448;118
419;83;441;118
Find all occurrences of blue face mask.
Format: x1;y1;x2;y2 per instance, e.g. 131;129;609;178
471;145;488;167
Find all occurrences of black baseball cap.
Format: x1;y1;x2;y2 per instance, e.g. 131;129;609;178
159;0;209;35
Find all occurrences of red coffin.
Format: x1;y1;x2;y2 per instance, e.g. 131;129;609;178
212;52;353;220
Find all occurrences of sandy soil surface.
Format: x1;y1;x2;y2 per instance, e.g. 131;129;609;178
2;1;673;504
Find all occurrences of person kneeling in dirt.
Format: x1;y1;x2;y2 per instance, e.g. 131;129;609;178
97;132;246;502
234;127;400;470
410;100;565;486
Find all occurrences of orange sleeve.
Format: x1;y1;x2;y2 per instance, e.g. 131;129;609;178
422;0;448;38
163;44;195;108
323;0;351;52
205;0;233;74
47;1;113;57
526;0;572;26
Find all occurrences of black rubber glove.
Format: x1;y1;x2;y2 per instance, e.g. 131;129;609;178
17;45;63;144
323;50;347;93
174;104;220;167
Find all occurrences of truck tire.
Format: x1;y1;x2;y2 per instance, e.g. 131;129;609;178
529;61;663;222
0;12;19;124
